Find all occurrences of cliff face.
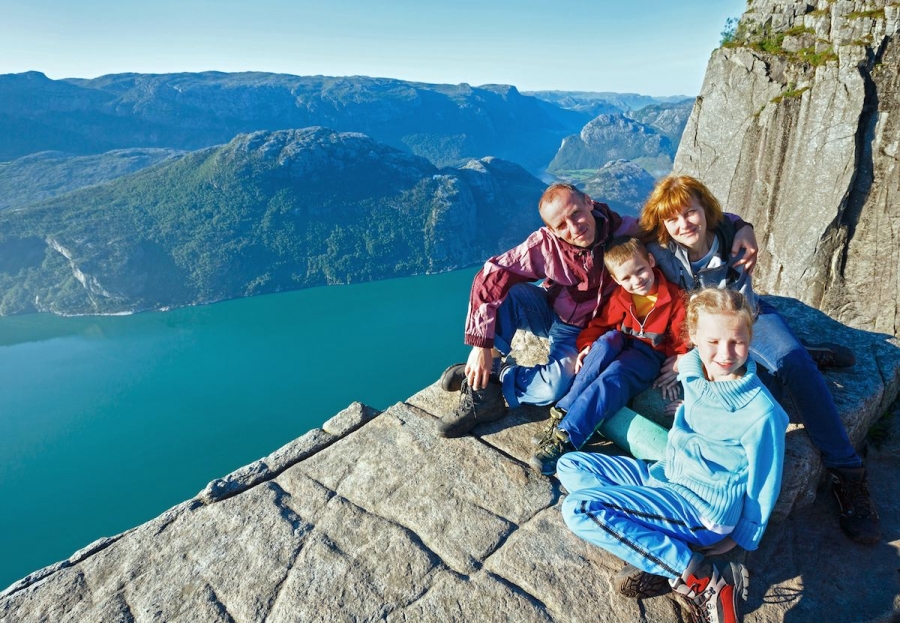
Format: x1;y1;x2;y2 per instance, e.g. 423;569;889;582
675;0;900;336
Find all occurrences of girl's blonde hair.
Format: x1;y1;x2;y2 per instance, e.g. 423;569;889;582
685;288;754;342
640;175;725;246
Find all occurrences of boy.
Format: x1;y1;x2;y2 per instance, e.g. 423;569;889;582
530;236;689;474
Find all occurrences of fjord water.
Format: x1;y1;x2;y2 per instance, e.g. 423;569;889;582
0;267;477;590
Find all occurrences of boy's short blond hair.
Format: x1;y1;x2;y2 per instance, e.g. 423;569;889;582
604;236;652;273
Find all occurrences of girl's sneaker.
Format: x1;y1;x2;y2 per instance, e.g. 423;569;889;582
671;553;749;623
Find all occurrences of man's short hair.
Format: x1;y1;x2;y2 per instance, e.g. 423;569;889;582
538;183;588;214
603;236;651;273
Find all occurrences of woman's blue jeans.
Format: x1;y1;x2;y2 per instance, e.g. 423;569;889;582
751;300;861;468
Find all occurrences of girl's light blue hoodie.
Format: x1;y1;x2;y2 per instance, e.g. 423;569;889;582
648;349;789;550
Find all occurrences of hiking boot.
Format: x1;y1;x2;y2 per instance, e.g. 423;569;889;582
436;378;507;438
804;341;856;369
614;563;671;599
439;363;466;392
671;553;749;623
828;466;881;544
529;427;574;475
531;406;566;446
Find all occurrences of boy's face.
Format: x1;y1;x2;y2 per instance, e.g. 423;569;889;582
610;253;657;296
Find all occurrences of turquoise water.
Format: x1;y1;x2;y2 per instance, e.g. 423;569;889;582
0;267;478;590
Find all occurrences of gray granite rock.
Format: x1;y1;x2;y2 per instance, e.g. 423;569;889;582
198;425;339;504
294;402;554;576
3;4;900;619
321;401;381;437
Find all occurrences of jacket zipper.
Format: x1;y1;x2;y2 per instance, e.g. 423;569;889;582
628;303;656;338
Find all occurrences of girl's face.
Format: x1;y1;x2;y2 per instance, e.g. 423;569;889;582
690;310;751;381
663;197;708;252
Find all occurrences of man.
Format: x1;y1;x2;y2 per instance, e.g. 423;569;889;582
435;182;758;437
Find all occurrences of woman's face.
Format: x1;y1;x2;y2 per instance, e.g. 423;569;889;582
690;310;750;382
663;197;708;252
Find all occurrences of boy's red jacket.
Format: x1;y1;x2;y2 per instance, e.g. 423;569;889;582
576;268;689;357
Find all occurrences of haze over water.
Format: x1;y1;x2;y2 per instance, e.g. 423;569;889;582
0;267;477;590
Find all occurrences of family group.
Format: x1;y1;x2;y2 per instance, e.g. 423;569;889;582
434;177;880;623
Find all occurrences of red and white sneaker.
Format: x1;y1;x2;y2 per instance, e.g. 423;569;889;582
671;554;749;623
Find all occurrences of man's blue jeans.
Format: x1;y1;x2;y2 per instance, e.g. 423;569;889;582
556;331;665;448
492;283;582;408
751;300;861;468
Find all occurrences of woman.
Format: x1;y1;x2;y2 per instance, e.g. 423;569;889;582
639;174;879;546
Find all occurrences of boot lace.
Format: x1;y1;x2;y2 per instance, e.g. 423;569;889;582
457;383;476;415
533;409;564;446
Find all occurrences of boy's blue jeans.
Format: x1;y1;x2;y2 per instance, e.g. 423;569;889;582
751;300;861;468
555;331;665;448
492;283;582;408
559;452;726;579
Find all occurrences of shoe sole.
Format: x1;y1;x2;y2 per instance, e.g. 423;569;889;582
615;568;671;599
728;562;750;602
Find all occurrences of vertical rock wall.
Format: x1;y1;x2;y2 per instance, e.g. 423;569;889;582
676;0;900;336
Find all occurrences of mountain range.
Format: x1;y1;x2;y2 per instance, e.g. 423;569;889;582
0;128;545;315
0;71;695;315
0;71;593;174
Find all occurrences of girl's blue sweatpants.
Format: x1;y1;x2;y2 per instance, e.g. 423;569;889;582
558;452;729;579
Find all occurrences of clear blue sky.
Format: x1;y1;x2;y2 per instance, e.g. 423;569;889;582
0;0;746;95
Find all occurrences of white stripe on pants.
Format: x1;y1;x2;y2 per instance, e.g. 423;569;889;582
558;452;727;578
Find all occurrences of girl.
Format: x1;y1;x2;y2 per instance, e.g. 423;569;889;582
641;175;878;546
558;288;789;623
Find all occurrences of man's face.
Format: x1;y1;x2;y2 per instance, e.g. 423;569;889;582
610;253;657;296
540;192;597;248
